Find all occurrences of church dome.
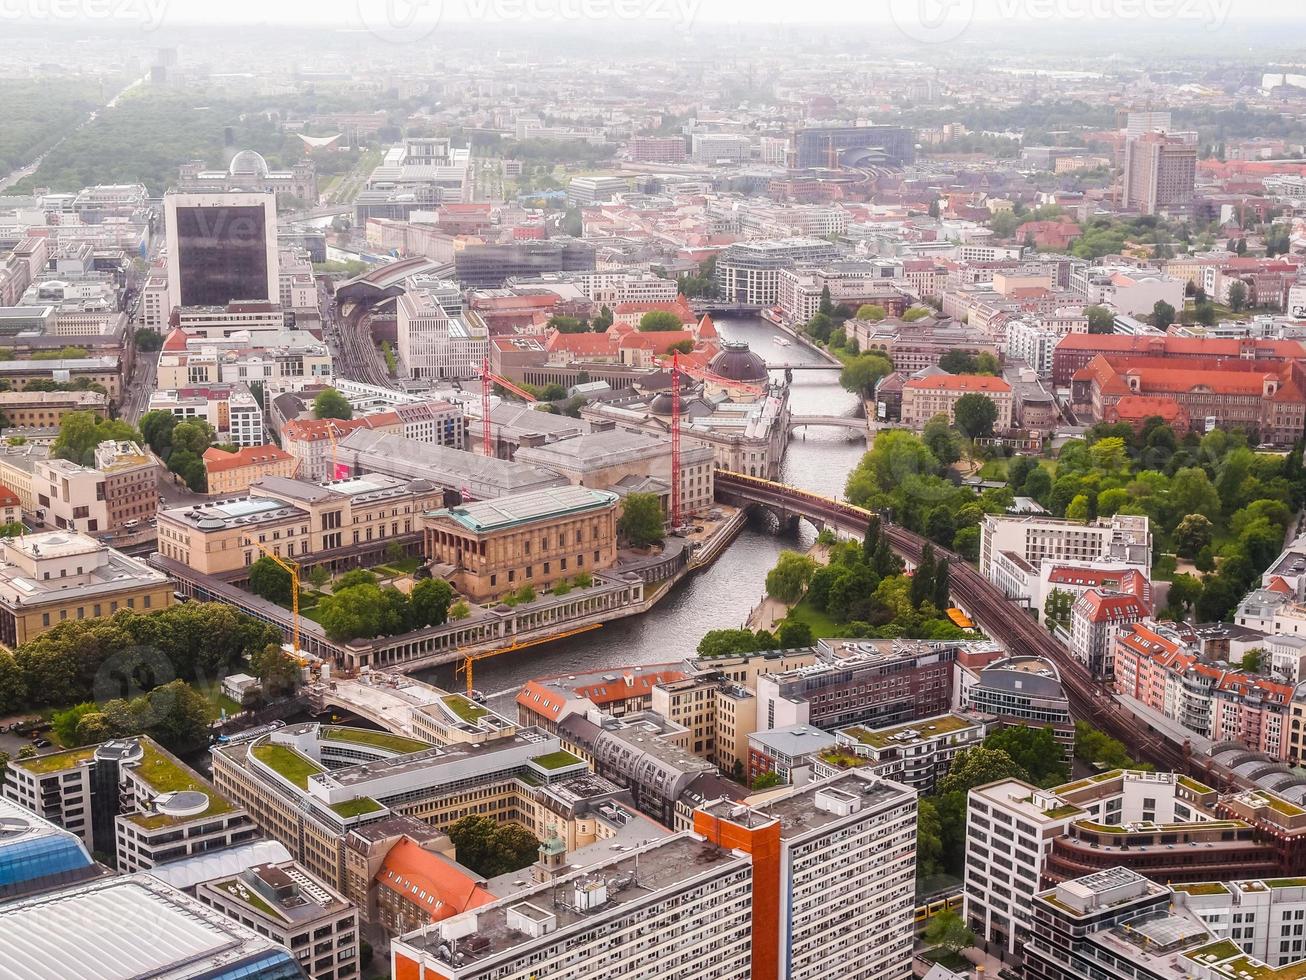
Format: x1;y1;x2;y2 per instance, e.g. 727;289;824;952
229;150;271;178
707;341;769;384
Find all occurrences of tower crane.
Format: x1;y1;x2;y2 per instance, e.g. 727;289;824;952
455;624;602;697
478;356;538;457
255;543;303;660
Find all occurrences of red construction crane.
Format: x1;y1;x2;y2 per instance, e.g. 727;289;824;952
479;356;538;456
671;352;682;528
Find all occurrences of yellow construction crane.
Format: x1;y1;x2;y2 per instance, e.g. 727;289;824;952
255;542;303;659
456;623;602;697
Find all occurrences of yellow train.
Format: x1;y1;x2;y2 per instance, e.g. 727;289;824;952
914;892;964;926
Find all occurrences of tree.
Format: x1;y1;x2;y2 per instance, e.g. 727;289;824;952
1169;468;1221;524
1228;280;1249;312
409;578;454;628
922;414;962;467
170;419;214;455
313;388;353;421
52;412;141;466
447;815;541;878
1167;573;1203;614
776;619;814;648
765;551;817;603
1174;514;1215;559
134;328;164;351
697;629;766;658
317;583;404;642
139;409;177;456
1065;494;1091;522
937;746;1030;797
449;600;471;621
917;799;945;878
0;650;25;714
336;569;378;591
1086;305;1115;333
983;726;1068;786
839;353;894;398
250;643;299;698
1044;588;1074;631
975;351;1000;375
1023;466;1053;504
1152;300;1176;329
902;307;930;323
619;492;664;547
752;771;783;790
953;525;980;561
638;310;682;332
933;558;951;612
923;910;975;957
248;556;294;606
855;304;887;321
1241;648;1265;674
52;702;98;746
137;680;214;753
953;393;999;439
938;349;978;375
1074;720;1137;770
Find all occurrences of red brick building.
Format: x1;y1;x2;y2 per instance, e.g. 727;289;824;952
1050;334;1306;387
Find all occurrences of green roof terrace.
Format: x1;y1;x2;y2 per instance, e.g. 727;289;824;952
839;713;979;749
320;726;428;755
252;741;325;789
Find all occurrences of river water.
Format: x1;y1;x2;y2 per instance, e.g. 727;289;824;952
417;316;866;697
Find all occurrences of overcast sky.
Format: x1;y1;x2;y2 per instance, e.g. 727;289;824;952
41;0;1300;28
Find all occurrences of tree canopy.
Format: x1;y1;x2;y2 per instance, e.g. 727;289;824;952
638;310;683;332
619;492;665;547
313;388;353;421
448;815;541;878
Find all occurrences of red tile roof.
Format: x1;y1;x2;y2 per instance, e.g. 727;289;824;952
0;485;19;509
1074;588;1148;623
1056;334;1306;359
162;328;192;352
377;839;494;923
282;412;402;443
904;374;1012;393
203;444;294;474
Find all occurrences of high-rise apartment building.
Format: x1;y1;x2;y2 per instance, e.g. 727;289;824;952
391;770;918;980
1121;132;1198;217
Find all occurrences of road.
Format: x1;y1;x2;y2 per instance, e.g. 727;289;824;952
121;351;157;425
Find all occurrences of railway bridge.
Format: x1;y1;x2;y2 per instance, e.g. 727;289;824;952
713;471;1241;787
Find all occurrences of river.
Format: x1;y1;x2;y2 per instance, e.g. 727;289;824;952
416;316;866;698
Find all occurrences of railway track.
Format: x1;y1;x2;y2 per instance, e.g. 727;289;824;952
715;472;1219;783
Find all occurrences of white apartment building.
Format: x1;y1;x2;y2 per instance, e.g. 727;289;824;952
981;513;1153;589
691;133;752;164
391;769;917;980
175;304;288;338
1005;319;1060;375
397;288;489;381
715;238;845;306
147;383;265;448
965;779;1082;959
776;261;904;324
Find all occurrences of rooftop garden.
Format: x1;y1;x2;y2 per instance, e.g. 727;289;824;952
1172;882;1231;896
1042;804;1084;820
1267;878;1306;889
1252;792;1306;817
843;714;975;748
530;750;584;771
1178;775;1215;795
13;745;96;774
1185;939;1242;964
320;726;427;755
252;742;325;789
329;797;383;819
443;695;489;725
818;749;866;769
127;740;231;825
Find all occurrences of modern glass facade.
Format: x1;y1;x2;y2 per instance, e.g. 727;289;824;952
174;205;271;307
0;834;94;889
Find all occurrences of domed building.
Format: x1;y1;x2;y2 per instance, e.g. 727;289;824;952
177;150;318;206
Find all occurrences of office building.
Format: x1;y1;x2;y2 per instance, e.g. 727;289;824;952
1122;132;1198;217
34;440;156;535
714;238;844;305
0;389;108;428
392;770;917;980
755;638;960;732
565;175;631;205
165;192;280;309
157;474;442;575
0;873;308;979
147;384;266;448
627;136;687;164
901;374;1015;432
194;861;358;980
980;513;1153;588
690;132;752;163
422;485;619;601
3;735;253;873
794;125;915;168
957;655;1075;761
202;444;298;496
454;239;595;290
396;288;489;381
0;532;172;645
824;712;989;794
0;356;121;401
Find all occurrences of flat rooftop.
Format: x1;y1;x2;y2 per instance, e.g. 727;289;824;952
428;485;618;533
403;835;748;965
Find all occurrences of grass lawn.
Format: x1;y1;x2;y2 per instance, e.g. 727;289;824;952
978;457;1058;483
784;597;843;639
531;750;584;771
329;797;384;819
923;949;971;972
320;726;428;754
371;558;422;577
252;742;324;788
443;695;489;725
